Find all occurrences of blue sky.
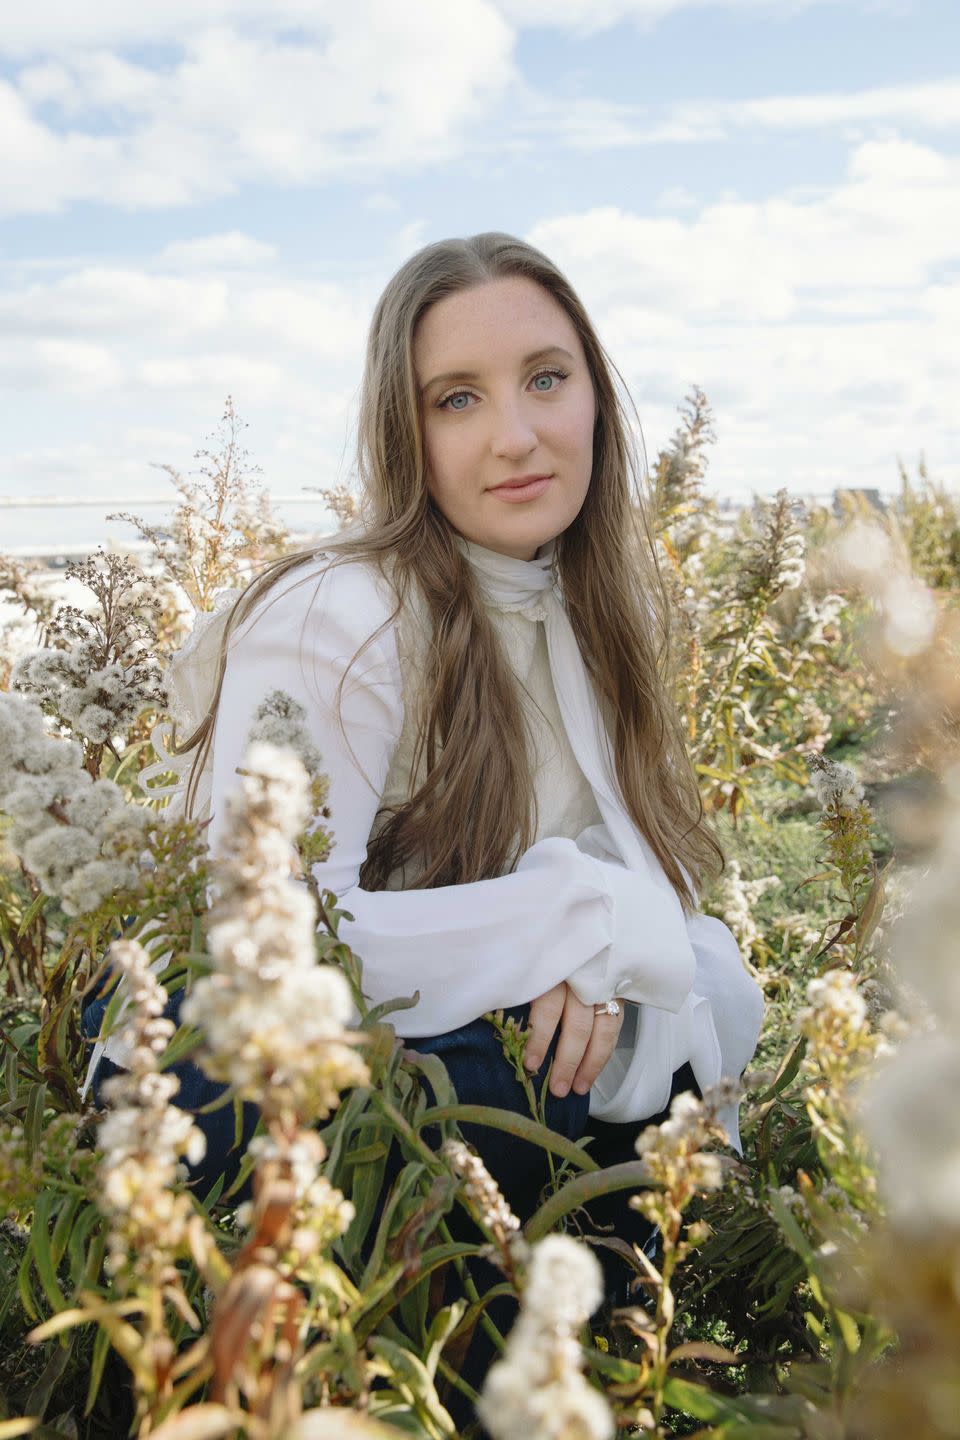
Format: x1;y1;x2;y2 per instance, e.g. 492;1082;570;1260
1;0;957;551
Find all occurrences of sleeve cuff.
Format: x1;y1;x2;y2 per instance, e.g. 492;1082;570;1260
564;853;697;1014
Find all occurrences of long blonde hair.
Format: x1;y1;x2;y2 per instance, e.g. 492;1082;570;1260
175;232;724;910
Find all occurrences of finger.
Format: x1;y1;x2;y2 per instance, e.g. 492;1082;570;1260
548;991;596;1097
524;983;567;1072
571;1007;625;1095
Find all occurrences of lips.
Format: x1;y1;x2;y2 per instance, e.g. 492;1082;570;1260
491;473;553;491
488;475;552;503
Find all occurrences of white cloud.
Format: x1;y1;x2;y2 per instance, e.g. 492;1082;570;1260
0;0;850;56
0;3;516;216
492;0;850;35
2;125;958;512
530;137;960;318
1;0;952;220
136;354;287;394
0;268;231;338
526;135;960;497
0;338;124;391
515;79;960;153
155;233;279;270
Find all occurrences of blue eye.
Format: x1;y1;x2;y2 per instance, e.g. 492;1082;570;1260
436;366;570;411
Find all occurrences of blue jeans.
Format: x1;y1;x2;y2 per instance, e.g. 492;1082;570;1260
81;980;701;1394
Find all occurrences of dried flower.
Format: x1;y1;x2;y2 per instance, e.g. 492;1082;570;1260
806;753;876;896
11;549;166;748
441;1138;526;1263
807;755;865;816
107;395;289;612
94;939;206;1286
181;738;368;1124
798;969;868;1040
478;1234;614;1440
236;1129;355;1268
734;491;806;605
0;691;151;915
248;690;335;866
631;1086;735;1236
714;859;781;956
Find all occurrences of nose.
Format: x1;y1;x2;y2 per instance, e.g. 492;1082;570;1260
490;397;539;461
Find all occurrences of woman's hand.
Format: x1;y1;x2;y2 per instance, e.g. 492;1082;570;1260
524;980;625;1098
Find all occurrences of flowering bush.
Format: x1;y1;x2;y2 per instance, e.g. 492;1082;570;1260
1;394;958;1438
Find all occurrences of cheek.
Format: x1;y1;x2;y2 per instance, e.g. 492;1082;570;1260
423;425;468;506
557;394;597;460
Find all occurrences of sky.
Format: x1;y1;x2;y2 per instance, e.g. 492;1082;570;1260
0;0;957;553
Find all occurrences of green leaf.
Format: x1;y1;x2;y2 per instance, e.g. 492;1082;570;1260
18;891;49;938
402;1048;459;1112
766;1189;817;1268
28;1192;68;1314
352;1244;478;1346
583;1345;648;1384
835;1308;861;1354
5;1036;18;1102
23;1082;48;1158
157;1023;204;1071
49;1192;82;1269
66;1205;103;1288
364;993;421;1025
423;1300;466;1381
367;1335;456;1433
351;1260;408;1335
751;1037;806;1103
343;1142;390;1166
84;1327;112;1418
17;1242;40;1323
663;1377;747;1422
418;1104;599;1173
524;1161;653;1240
80;1226;106;1290
340;1124;392;1265
706;1424;802;1439
24;1337;73;1424
397;1272;430;1349
360;1163;426;1291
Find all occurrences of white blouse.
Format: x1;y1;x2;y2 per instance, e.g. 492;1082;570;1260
202;545;765;1155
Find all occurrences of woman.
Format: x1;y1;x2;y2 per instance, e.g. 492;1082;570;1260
84;230;764;1340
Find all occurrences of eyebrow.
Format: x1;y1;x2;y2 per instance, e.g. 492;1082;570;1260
419;345;577;396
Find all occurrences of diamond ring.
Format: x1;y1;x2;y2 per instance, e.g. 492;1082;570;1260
594;999;622;1018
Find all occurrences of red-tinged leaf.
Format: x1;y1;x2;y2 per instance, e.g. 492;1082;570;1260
142;1404;241;1440
792;871;835;892
668;1340;742;1364
855;856;894;954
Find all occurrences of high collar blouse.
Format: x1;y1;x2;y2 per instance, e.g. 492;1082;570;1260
115;538;765;1153
373;559;605;889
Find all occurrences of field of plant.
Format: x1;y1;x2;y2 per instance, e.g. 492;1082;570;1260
1;392;958;1440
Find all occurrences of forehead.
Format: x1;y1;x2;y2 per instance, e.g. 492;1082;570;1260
413;275;580;373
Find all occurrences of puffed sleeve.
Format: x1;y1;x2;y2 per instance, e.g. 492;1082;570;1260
205;556;699;1037
572;824;765;1155
587;945;764;1155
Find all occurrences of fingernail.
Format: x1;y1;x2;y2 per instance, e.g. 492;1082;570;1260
573;1080;589;1095
525;1053;541;1072
552;1080;569;1097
